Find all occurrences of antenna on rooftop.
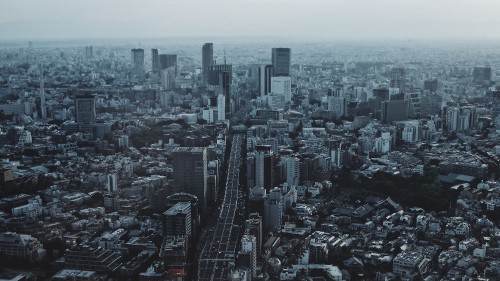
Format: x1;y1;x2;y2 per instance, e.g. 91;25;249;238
223;50;226;65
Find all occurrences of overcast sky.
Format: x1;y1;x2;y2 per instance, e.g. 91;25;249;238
1;0;499;41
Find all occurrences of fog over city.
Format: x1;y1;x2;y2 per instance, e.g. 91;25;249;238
1;0;500;40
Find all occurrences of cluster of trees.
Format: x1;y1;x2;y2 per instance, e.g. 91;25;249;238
130;119;190;149
338;168;459;212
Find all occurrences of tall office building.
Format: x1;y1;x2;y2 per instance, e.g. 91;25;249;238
217;93;225;122
255;145;273;191
245;213;262;259
327;90;347;119
131;48;145;77
239;234;257;279
390;67;406;93
159;54;177;71
162;202;192;238
39;66;46;120
381;100;409;123
106;174;117;194
272;48;291;77
165;193;200;237
219;71;231;120
284;156;300;186
206;64;232;85
264;187;283;232
270;76;292;102
75;94;96;135
258;65;273;97
172;147;208;213
85;46;93;59
202;43;214;85
161;67;176;90
151;48;159;73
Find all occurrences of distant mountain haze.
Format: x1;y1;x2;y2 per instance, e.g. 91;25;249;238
0;0;499;40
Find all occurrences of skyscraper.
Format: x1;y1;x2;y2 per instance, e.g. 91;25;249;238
219;71;231;120
39;66;46;120
272;48;291;77
258;65;273;97
206;64;232;85
255;145;273;191
75;93;96;135
245;213;263;259
131;48;145;77
151;48;159;73
106;174;117;194
239;234;257;278
381;100;409;123
327;88;346;119
159;54;177;71
85;46;93;59
202;43;214;85
172;147;208;213
264;187;283;232
390;67;406;93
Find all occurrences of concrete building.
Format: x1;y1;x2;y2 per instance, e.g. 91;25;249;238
0;232;45;261
264;187;283;232
106;174;117;194
172;147;208;213
381;100;409;123
239;234;257;279
272;48;291;77
259;64;273;97
271;76;292;102
202;43;214;85
85;46;93;59
255;145;273;191
162;202;192;238
393;251;430;280
151;48;159;73
159;54;177;73
131;48;145;77
390;67;406;93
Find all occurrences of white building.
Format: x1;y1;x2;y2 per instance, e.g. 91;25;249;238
271;76;292;102
327;96;346;118
284;157;300;186
18;131;32;145
402;121;420;143
12;196;42;219
217;93;226;121
240;234;257;278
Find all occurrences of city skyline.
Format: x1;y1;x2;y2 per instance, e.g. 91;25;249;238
1;0;500;41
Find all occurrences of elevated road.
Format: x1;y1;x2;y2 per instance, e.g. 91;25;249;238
198;134;244;280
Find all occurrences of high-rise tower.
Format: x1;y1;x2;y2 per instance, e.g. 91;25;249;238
219;71;231;120
390;67;406;94
151;48;159;73
258;65;273;97
39;65;46;120
255;145;273;191
272;48;291;77
202;43;214;85
131;48;145;77
172;147;208;213
85;46;93;59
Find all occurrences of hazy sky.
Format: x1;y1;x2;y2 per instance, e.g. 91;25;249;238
1;0;500;40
